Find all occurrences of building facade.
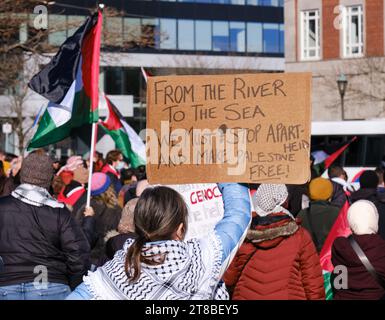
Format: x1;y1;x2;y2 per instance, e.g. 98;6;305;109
1;0;284;155
285;0;385;121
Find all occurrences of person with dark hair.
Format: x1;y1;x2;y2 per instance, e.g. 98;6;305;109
4;153;17;163
101;150;123;193
286;183;309;217
310;155;318;179
327;165;352;208
134;165;147;181
118;168;137;207
0;151;90;300
67;183;251;300
350;170;385;241
94;151;104;172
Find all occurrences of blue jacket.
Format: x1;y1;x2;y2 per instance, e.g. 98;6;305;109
67;183;250;300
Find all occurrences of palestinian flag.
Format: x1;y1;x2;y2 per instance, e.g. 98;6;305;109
312;136;357;176
319;201;351;300
27;10;103;149
99;95;146;168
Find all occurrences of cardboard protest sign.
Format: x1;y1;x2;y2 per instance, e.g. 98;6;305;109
146;73;312;184
167;183;224;240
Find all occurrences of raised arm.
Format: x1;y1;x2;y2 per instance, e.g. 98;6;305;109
215;183;251;267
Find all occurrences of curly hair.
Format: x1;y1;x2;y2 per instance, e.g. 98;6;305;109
93;185;118;208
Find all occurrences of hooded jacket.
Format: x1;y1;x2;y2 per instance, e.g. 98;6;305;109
332;234;385;300
350;188;385;241
223;213;325;300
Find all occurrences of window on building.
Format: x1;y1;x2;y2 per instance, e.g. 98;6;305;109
229;22;245;52
213;21;229;51
67;15;86;37
160;19;177;49
141;18;159;48
343;5;364;58
300;10;320;60
263;23;279;53
178;19;195;50
123;68;141;101
195;20;212;50
247;22;262;53
104;17;123;47
48;15;67;46
247;0;282;6
104;67;123;95
123;18;141;48
279;23;284;53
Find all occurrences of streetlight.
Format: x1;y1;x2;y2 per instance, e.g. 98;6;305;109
337;73;348;121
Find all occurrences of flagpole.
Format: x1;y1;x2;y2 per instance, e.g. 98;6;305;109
86;3;104;208
86;122;97;208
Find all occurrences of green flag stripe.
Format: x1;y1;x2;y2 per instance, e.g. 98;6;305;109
28;89;94;149
100;126;145;168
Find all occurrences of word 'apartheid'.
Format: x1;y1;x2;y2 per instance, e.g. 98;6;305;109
146;73;312;184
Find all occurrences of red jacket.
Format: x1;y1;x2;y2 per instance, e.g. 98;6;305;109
223;214;325;300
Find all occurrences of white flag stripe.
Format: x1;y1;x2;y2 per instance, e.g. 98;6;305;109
122;120;146;162
47;59;83;128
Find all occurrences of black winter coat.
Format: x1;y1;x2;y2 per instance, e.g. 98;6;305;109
0;195;90;289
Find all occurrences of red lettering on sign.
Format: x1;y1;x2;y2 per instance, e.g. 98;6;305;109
190;186;222;204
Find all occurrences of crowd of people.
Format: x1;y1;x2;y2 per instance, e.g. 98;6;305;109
0;148;385;300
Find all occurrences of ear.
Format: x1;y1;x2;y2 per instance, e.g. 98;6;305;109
174;223;185;241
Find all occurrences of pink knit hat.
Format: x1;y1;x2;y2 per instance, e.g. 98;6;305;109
56;155;84;176
91;172;111;196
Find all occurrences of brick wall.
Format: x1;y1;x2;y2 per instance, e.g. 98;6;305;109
322;0;340;60
366;0;384;57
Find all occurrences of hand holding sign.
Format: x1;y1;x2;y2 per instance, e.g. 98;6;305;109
146;73;312;185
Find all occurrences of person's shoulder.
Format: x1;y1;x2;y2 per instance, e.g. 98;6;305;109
0;194;15;203
331;236;349;251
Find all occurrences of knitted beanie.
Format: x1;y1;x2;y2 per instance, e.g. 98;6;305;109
348;200;379;235
66;156;84;171
20;152;54;189
359;170;379;189
91;172;111;196
309;177;333;201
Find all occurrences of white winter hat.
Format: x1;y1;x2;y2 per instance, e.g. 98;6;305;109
347;200;379;235
253;184;288;217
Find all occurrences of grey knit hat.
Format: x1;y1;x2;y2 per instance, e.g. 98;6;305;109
20;151;54;189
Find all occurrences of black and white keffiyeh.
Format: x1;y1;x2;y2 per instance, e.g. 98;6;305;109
83;231;228;300
11;183;64;208
253;184;294;219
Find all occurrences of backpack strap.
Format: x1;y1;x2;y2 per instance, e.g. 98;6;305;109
348;235;385;290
